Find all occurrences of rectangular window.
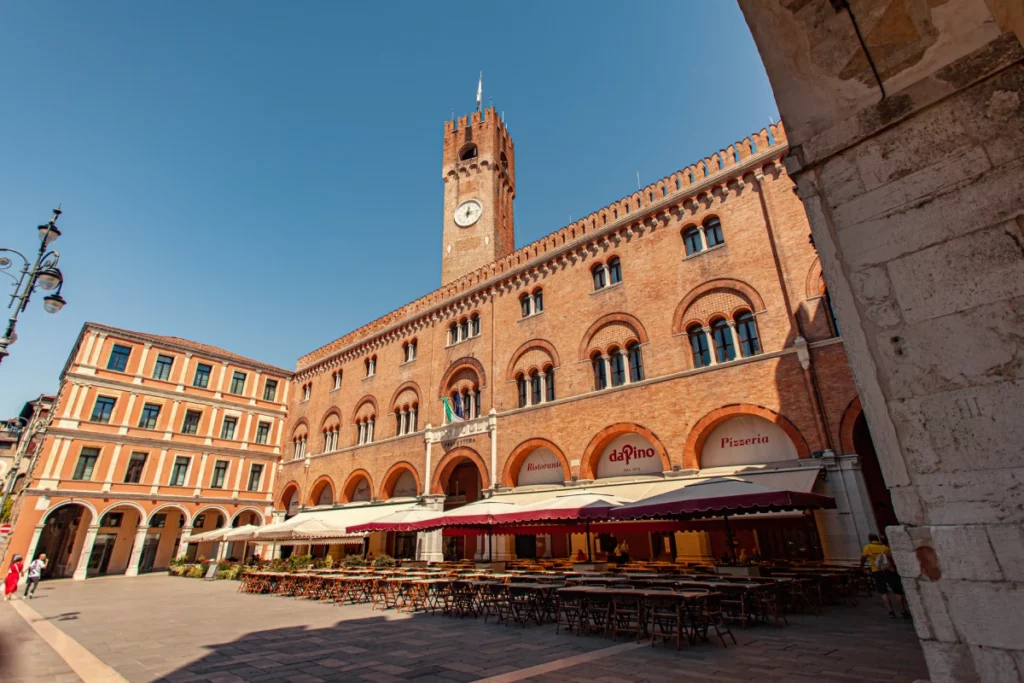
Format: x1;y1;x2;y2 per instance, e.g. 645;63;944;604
150;513;167;528
168;456;190;486
138;403;161;429
90;396;116;423
247;463;264;492
181;410;202;435
262;379;278;401
210;460;229;489
255;421;271;445
124;452;147;483
106;344;132;372
72;447;100;480
193;363;212;388
220;416;237;440
230;371;247;395
152;354;174;381
100;512;123;528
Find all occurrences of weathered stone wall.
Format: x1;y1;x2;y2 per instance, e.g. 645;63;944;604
739;1;1024;679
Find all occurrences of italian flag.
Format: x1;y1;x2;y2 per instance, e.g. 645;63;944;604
443;396;464;423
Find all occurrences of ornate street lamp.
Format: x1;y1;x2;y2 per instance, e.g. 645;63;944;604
0;207;68;367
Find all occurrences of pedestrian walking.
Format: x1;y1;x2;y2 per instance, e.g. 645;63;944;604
860;534;910;619
23;554;46;599
4;555;24;600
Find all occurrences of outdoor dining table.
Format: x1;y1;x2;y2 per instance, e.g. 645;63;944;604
555;587;715;642
504;582;560;627
566;576;632;585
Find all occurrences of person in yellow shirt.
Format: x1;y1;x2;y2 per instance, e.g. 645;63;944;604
860;533;910;618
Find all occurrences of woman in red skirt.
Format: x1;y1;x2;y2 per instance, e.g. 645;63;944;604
4;554;24;600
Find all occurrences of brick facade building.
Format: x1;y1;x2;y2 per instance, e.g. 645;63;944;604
4;323;292;578
275;109;886;564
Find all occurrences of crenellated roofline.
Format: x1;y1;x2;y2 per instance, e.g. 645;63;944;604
295;123;790;377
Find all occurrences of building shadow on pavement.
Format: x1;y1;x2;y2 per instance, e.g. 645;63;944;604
151;598;928;683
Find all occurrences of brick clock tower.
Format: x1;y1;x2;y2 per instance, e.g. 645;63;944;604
441;107;516;285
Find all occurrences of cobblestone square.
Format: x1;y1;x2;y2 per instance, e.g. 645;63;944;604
2;575;928;682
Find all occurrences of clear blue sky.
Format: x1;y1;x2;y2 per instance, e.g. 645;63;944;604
0;2;778;415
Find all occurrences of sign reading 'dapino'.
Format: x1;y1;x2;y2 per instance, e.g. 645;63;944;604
518;447;565;486
701;416;798;468
597;434;662;478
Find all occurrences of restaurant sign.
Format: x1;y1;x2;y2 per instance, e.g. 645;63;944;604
351;478;372;502
701;416;798;468
392;470;418;498
596;433;662;478
518;447;565;486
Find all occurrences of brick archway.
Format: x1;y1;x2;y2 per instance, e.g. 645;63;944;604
430;446;489;495
341;469;374;503
438;357;487;397
672;279;766;334
580;424;672;480
308;475;336;506
380;462;422;499
838;396;862;456
804;257;825;299
505;340;561;380
684;404;811;469
278;481;301;510
577;313;649;361
502;438;571;487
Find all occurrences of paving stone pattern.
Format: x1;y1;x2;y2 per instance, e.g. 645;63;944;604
21;575;927;682
0;597;81;682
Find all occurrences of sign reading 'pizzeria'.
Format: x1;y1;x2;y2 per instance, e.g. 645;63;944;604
701;415;798;468
596;433;662;478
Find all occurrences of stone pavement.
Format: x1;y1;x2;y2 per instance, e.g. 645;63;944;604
0;595;81;682
13;574;928;682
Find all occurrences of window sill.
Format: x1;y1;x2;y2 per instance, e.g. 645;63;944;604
445;334;481;348
362;374;376;381
329;387;341;393
590;282;623;296
518;311;545;322
682;243;725;261
400;359;417;366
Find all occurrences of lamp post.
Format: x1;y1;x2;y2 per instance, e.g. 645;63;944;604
0;207;68;368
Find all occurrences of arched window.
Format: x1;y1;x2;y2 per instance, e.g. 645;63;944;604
627;343;644;382
529;370;541;405
688;325;711;368
520;294;531;318
459;143;478;161
609;348;625;387
332;371;342;390
735;312;761;356
470;314;480;337
704;218;724;247
533;289;543;313
404;340;417;362
592;265;607;291
516;374;527;408
474;387;481;416
545;367;555;402
448;322;458;345
711;319;736;363
608;257;622;284
592;353;607;390
683;227;703;256
460;318;470;341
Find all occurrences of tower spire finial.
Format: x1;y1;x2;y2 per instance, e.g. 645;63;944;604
476;72;483;112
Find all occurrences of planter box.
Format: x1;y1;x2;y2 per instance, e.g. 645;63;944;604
715;565;761;577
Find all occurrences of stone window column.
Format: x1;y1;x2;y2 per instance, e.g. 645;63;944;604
727;320;742;358
72;525;101;580
368;419;375;443
400;410;408;435
602;355;612;387
702;327;718;365
699;226;709;251
539;372;548;403
125;525;151;576
622;350;633;384
411;406;417;432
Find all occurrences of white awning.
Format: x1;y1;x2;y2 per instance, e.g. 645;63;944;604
252;501;423;543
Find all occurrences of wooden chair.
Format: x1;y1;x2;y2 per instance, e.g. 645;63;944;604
609;592;645;643
648;594;686;649
583;592;613;637
555;590;586;635
698;593;737;648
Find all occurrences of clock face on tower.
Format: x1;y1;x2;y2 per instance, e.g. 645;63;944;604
453;199;483;227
